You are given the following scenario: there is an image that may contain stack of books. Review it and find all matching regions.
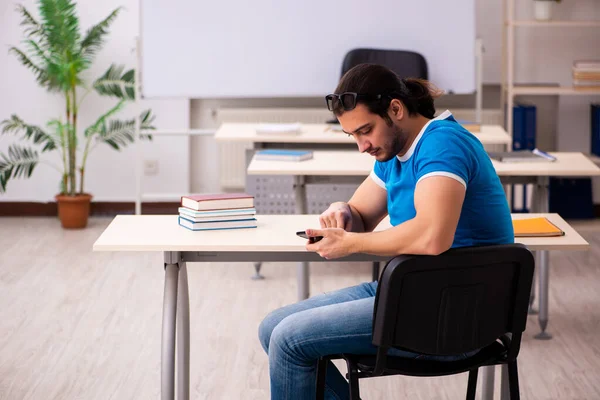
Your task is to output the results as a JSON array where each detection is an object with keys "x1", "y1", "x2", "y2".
[
  {"x1": 572, "y1": 60, "x2": 600, "y2": 89},
  {"x1": 178, "y1": 193, "x2": 257, "y2": 231}
]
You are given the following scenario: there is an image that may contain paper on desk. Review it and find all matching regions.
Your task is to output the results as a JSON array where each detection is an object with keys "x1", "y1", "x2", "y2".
[{"x1": 256, "y1": 122, "x2": 302, "y2": 135}]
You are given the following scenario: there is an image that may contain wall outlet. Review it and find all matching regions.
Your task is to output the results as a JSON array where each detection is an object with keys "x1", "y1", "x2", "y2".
[{"x1": 144, "y1": 159, "x2": 159, "y2": 176}]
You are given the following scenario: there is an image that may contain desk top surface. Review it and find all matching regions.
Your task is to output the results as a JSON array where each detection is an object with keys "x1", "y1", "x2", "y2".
[
  {"x1": 247, "y1": 151, "x2": 600, "y2": 177},
  {"x1": 93, "y1": 213, "x2": 588, "y2": 252},
  {"x1": 215, "y1": 123, "x2": 511, "y2": 145}
]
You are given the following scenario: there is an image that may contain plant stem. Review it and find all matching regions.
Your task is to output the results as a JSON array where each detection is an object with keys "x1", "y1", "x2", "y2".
[
  {"x1": 70, "y1": 87, "x2": 77, "y2": 195},
  {"x1": 65, "y1": 90, "x2": 72, "y2": 194}
]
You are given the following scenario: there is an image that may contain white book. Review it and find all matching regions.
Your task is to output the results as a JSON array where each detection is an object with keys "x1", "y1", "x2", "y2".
[
  {"x1": 178, "y1": 213, "x2": 255, "y2": 223},
  {"x1": 178, "y1": 207, "x2": 256, "y2": 218},
  {"x1": 255, "y1": 123, "x2": 302, "y2": 135},
  {"x1": 178, "y1": 216, "x2": 258, "y2": 231}
]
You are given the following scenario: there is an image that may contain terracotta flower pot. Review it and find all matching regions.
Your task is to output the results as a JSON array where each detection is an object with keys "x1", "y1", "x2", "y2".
[{"x1": 55, "y1": 193, "x2": 93, "y2": 229}]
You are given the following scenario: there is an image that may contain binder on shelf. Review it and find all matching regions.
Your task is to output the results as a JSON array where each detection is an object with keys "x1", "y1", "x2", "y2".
[
  {"x1": 510, "y1": 104, "x2": 537, "y2": 213},
  {"x1": 523, "y1": 104, "x2": 537, "y2": 150},
  {"x1": 512, "y1": 104, "x2": 526, "y2": 150},
  {"x1": 592, "y1": 103, "x2": 600, "y2": 157}
]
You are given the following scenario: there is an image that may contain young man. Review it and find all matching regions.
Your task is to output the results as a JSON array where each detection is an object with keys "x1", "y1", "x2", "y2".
[{"x1": 258, "y1": 63, "x2": 514, "y2": 400}]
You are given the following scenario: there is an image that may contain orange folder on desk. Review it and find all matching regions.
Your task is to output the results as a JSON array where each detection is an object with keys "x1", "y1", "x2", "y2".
[{"x1": 512, "y1": 217, "x2": 565, "y2": 237}]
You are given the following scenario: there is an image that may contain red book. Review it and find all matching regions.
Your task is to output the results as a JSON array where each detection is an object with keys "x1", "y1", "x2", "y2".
[{"x1": 181, "y1": 193, "x2": 254, "y2": 211}]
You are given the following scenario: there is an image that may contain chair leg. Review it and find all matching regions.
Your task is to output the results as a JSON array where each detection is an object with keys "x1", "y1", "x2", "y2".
[
  {"x1": 507, "y1": 361, "x2": 520, "y2": 400},
  {"x1": 345, "y1": 358, "x2": 361, "y2": 400},
  {"x1": 316, "y1": 358, "x2": 328, "y2": 400},
  {"x1": 466, "y1": 368, "x2": 478, "y2": 400}
]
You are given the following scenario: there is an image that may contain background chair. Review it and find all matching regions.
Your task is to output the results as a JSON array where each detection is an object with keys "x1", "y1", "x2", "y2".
[
  {"x1": 340, "y1": 48, "x2": 428, "y2": 80},
  {"x1": 316, "y1": 244, "x2": 535, "y2": 400}
]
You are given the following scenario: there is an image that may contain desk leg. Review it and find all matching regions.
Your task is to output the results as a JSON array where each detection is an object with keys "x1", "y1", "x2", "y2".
[
  {"x1": 535, "y1": 251, "x2": 552, "y2": 340},
  {"x1": 294, "y1": 176, "x2": 310, "y2": 300},
  {"x1": 371, "y1": 262, "x2": 380, "y2": 282},
  {"x1": 529, "y1": 256, "x2": 538, "y2": 315},
  {"x1": 528, "y1": 187, "x2": 538, "y2": 315},
  {"x1": 162, "y1": 261, "x2": 179, "y2": 400},
  {"x1": 534, "y1": 177, "x2": 552, "y2": 340},
  {"x1": 500, "y1": 364, "x2": 510, "y2": 400},
  {"x1": 481, "y1": 366, "x2": 495, "y2": 400},
  {"x1": 298, "y1": 261, "x2": 310, "y2": 301},
  {"x1": 177, "y1": 262, "x2": 190, "y2": 400},
  {"x1": 247, "y1": 147, "x2": 265, "y2": 280}
]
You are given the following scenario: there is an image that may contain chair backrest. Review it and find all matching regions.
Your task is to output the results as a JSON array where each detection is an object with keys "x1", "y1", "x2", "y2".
[
  {"x1": 341, "y1": 48, "x2": 428, "y2": 80},
  {"x1": 372, "y1": 244, "x2": 534, "y2": 357}
]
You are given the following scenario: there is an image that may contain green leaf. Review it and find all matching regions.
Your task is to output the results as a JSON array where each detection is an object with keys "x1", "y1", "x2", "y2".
[
  {"x1": 84, "y1": 100, "x2": 125, "y2": 138},
  {"x1": 0, "y1": 144, "x2": 39, "y2": 193},
  {"x1": 80, "y1": 7, "x2": 121, "y2": 62},
  {"x1": 1, "y1": 115, "x2": 57, "y2": 152},
  {"x1": 46, "y1": 119, "x2": 69, "y2": 149},
  {"x1": 97, "y1": 109, "x2": 156, "y2": 149},
  {"x1": 94, "y1": 64, "x2": 135, "y2": 100},
  {"x1": 38, "y1": 0, "x2": 81, "y2": 58},
  {"x1": 16, "y1": 4, "x2": 45, "y2": 39},
  {"x1": 8, "y1": 47, "x2": 52, "y2": 88},
  {"x1": 37, "y1": 0, "x2": 87, "y2": 91}
]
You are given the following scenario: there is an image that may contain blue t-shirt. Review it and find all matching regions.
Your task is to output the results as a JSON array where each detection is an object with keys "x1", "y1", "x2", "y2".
[{"x1": 370, "y1": 110, "x2": 514, "y2": 248}]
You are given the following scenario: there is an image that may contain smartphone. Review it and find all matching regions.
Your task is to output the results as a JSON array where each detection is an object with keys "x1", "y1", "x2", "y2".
[{"x1": 296, "y1": 231, "x2": 324, "y2": 243}]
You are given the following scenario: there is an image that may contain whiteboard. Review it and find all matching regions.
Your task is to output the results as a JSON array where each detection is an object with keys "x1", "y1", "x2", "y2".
[{"x1": 141, "y1": 0, "x2": 475, "y2": 98}]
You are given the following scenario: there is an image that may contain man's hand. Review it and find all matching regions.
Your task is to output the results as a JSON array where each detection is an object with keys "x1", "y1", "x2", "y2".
[
  {"x1": 319, "y1": 202, "x2": 353, "y2": 230},
  {"x1": 304, "y1": 228, "x2": 356, "y2": 259}
]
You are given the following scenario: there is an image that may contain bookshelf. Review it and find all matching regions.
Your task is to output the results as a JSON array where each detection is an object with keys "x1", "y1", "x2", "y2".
[
  {"x1": 501, "y1": 0, "x2": 600, "y2": 138},
  {"x1": 510, "y1": 86, "x2": 600, "y2": 96},
  {"x1": 511, "y1": 20, "x2": 600, "y2": 27}
]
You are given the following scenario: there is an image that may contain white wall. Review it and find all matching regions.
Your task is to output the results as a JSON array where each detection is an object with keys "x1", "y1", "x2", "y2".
[
  {"x1": 2, "y1": 0, "x2": 600, "y2": 202},
  {"x1": 0, "y1": 0, "x2": 190, "y2": 202}
]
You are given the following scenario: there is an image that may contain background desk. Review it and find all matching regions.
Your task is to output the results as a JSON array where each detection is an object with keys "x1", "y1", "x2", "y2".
[
  {"x1": 247, "y1": 151, "x2": 600, "y2": 339},
  {"x1": 94, "y1": 214, "x2": 588, "y2": 400},
  {"x1": 215, "y1": 122, "x2": 512, "y2": 148}
]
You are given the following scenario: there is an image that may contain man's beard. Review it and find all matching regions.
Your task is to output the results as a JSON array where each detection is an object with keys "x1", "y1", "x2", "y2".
[{"x1": 379, "y1": 124, "x2": 409, "y2": 162}]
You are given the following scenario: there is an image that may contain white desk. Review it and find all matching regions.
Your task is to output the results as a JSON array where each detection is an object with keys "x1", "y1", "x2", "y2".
[
  {"x1": 247, "y1": 150, "x2": 600, "y2": 177},
  {"x1": 247, "y1": 150, "x2": 600, "y2": 340},
  {"x1": 93, "y1": 213, "x2": 588, "y2": 400},
  {"x1": 215, "y1": 122, "x2": 512, "y2": 147}
]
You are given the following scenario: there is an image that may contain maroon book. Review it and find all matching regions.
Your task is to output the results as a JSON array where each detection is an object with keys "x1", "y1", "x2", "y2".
[{"x1": 180, "y1": 193, "x2": 254, "y2": 211}]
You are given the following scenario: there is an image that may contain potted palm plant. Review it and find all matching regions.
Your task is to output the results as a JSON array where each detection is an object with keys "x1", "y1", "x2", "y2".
[{"x1": 0, "y1": 0, "x2": 154, "y2": 228}]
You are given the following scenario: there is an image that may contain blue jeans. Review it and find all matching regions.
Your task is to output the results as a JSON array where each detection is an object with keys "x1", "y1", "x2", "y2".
[{"x1": 258, "y1": 281, "x2": 475, "y2": 400}]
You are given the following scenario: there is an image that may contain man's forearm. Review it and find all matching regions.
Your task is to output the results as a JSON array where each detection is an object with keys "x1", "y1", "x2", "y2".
[
  {"x1": 346, "y1": 203, "x2": 366, "y2": 233},
  {"x1": 348, "y1": 217, "x2": 452, "y2": 257}
]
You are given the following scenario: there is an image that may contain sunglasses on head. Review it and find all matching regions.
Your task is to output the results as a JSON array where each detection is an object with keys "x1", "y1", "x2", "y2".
[{"x1": 325, "y1": 92, "x2": 384, "y2": 112}]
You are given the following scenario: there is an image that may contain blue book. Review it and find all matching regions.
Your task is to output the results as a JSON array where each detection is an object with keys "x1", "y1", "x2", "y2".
[{"x1": 254, "y1": 149, "x2": 313, "y2": 162}]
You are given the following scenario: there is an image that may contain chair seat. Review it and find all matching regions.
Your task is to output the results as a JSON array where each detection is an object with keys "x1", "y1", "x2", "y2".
[{"x1": 346, "y1": 341, "x2": 507, "y2": 378}]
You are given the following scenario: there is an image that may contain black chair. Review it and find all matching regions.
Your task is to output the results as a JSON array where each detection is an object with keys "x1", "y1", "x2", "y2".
[
  {"x1": 341, "y1": 48, "x2": 428, "y2": 80},
  {"x1": 316, "y1": 244, "x2": 535, "y2": 400}
]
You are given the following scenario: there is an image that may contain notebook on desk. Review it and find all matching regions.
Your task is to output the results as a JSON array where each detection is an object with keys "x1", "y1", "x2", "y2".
[
  {"x1": 255, "y1": 123, "x2": 301, "y2": 135},
  {"x1": 513, "y1": 217, "x2": 565, "y2": 237},
  {"x1": 488, "y1": 149, "x2": 556, "y2": 163}
]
